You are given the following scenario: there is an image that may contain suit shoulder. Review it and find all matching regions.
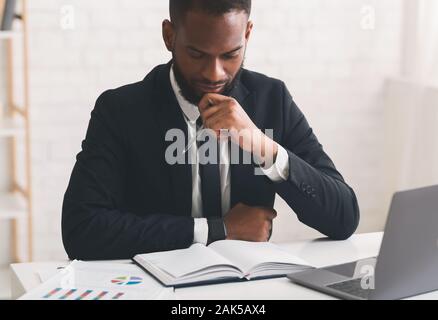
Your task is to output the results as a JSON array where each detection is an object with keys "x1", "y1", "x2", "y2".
[
  {"x1": 240, "y1": 69, "x2": 286, "y2": 93},
  {"x1": 96, "y1": 63, "x2": 164, "y2": 105}
]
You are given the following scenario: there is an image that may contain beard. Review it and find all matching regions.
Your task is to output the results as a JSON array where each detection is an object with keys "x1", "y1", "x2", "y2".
[{"x1": 172, "y1": 54, "x2": 244, "y2": 105}]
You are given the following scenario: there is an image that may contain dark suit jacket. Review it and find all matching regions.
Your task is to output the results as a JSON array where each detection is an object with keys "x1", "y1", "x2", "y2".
[{"x1": 62, "y1": 61, "x2": 360, "y2": 260}]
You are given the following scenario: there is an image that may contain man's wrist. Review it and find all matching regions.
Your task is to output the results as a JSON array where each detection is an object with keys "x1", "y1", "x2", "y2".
[
  {"x1": 207, "y1": 218, "x2": 227, "y2": 245},
  {"x1": 251, "y1": 130, "x2": 278, "y2": 168},
  {"x1": 259, "y1": 144, "x2": 290, "y2": 182}
]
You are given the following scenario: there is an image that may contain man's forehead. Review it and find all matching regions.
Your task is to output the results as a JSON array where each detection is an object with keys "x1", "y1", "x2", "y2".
[{"x1": 177, "y1": 11, "x2": 248, "y2": 54}]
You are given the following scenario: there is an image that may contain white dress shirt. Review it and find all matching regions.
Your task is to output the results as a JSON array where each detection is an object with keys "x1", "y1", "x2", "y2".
[{"x1": 169, "y1": 65, "x2": 290, "y2": 245}]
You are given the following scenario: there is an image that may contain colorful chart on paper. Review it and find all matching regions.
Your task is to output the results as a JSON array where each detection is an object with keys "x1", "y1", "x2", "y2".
[
  {"x1": 42, "y1": 288, "x2": 124, "y2": 300},
  {"x1": 111, "y1": 276, "x2": 143, "y2": 286}
]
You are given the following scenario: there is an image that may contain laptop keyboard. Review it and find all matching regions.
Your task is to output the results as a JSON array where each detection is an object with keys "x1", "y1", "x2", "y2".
[{"x1": 326, "y1": 278, "x2": 371, "y2": 299}]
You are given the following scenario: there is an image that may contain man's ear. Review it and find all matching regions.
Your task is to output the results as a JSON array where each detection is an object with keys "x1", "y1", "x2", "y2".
[
  {"x1": 245, "y1": 21, "x2": 253, "y2": 42},
  {"x1": 162, "y1": 19, "x2": 175, "y2": 52}
]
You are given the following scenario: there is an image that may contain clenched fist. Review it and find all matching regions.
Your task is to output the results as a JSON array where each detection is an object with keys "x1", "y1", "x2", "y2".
[{"x1": 224, "y1": 203, "x2": 277, "y2": 242}]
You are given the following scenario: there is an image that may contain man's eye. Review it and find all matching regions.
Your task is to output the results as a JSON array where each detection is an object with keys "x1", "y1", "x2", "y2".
[
  {"x1": 223, "y1": 54, "x2": 239, "y2": 60},
  {"x1": 189, "y1": 51, "x2": 203, "y2": 59}
]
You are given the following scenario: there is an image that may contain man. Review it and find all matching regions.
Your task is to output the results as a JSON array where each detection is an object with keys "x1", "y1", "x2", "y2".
[{"x1": 62, "y1": 0, "x2": 360, "y2": 260}]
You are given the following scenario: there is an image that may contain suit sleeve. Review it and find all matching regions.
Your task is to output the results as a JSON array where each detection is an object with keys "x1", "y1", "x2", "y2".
[
  {"x1": 273, "y1": 82, "x2": 360, "y2": 240},
  {"x1": 61, "y1": 91, "x2": 194, "y2": 260}
]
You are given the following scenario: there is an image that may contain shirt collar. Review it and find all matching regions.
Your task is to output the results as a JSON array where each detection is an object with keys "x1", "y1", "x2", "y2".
[{"x1": 169, "y1": 64, "x2": 200, "y2": 123}]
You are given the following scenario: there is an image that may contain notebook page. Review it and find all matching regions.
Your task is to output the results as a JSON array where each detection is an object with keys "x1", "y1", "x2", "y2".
[
  {"x1": 135, "y1": 243, "x2": 238, "y2": 278},
  {"x1": 209, "y1": 240, "x2": 312, "y2": 275}
]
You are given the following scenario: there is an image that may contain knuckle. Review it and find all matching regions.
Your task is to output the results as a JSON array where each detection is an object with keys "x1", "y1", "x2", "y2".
[
  {"x1": 269, "y1": 209, "x2": 277, "y2": 217},
  {"x1": 228, "y1": 99, "x2": 237, "y2": 109}
]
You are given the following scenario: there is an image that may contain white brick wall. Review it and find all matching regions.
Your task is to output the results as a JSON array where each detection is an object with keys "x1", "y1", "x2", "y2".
[{"x1": 0, "y1": 0, "x2": 403, "y2": 263}]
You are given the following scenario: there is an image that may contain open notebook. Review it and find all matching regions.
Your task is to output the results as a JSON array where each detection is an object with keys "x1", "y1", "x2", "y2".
[{"x1": 132, "y1": 240, "x2": 314, "y2": 287}]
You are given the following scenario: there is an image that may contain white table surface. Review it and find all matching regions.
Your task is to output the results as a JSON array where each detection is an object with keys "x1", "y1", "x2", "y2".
[{"x1": 9, "y1": 232, "x2": 438, "y2": 300}]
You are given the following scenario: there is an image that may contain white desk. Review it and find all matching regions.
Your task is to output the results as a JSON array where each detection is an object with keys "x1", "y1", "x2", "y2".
[{"x1": 9, "y1": 232, "x2": 438, "y2": 300}]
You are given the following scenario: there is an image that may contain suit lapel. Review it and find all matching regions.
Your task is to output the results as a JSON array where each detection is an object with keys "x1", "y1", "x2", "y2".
[
  {"x1": 228, "y1": 78, "x2": 256, "y2": 209},
  {"x1": 155, "y1": 61, "x2": 193, "y2": 217}
]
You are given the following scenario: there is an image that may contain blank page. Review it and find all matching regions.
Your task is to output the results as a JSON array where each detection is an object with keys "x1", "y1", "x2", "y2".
[
  {"x1": 209, "y1": 240, "x2": 312, "y2": 275},
  {"x1": 135, "y1": 243, "x2": 237, "y2": 278}
]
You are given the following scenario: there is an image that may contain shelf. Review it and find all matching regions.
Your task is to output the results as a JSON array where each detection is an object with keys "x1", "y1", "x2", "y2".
[
  {"x1": 0, "y1": 31, "x2": 21, "y2": 40},
  {"x1": 2, "y1": 0, "x2": 33, "y2": 261},
  {"x1": 0, "y1": 117, "x2": 25, "y2": 138},
  {"x1": 0, "y1": 192, "x2": 27, "y2": 220}
]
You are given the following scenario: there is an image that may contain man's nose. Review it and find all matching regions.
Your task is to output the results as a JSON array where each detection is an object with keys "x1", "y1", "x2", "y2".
[{"x1": 201, "y1": 58, "x2": 226, "y2": 84}]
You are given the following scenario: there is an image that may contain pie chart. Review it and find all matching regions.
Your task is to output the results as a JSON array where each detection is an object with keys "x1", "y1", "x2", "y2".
[{"x1": 111, "y1": 276, "x2": 143, "y2": 286}]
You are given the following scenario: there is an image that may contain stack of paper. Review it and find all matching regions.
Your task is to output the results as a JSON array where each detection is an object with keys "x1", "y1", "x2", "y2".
[{"x1": 19, "y1": 260, "x2": 174, "y2": 300}]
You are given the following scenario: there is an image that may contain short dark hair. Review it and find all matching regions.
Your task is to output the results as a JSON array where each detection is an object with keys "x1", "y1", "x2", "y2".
[{"x1": 169, "y1": 0, "x2": 252, "y2": 24}]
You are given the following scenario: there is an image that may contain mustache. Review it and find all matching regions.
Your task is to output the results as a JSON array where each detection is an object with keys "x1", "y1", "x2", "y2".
[{"x1": 194, "y1": 81, "x2": 229, "y2": 87}]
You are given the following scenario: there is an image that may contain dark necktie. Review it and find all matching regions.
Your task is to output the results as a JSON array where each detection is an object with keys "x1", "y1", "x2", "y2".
[{"x1": 196, "y1": 117, "x2": 222, "y2": 218}]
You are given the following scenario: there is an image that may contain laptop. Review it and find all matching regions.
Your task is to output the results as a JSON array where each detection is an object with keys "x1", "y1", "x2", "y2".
[{"x1": 287, "y1": 184, "x2": 438, "y2": 300}]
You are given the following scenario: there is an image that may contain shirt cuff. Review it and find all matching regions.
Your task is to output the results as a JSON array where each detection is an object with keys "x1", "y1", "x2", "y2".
[
  {"x1": 193, "y1": 218, "x2": 208, "y2": 245},
  {"x1": 260, "y1": 144, "x2": 290, "y2": 182}
]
